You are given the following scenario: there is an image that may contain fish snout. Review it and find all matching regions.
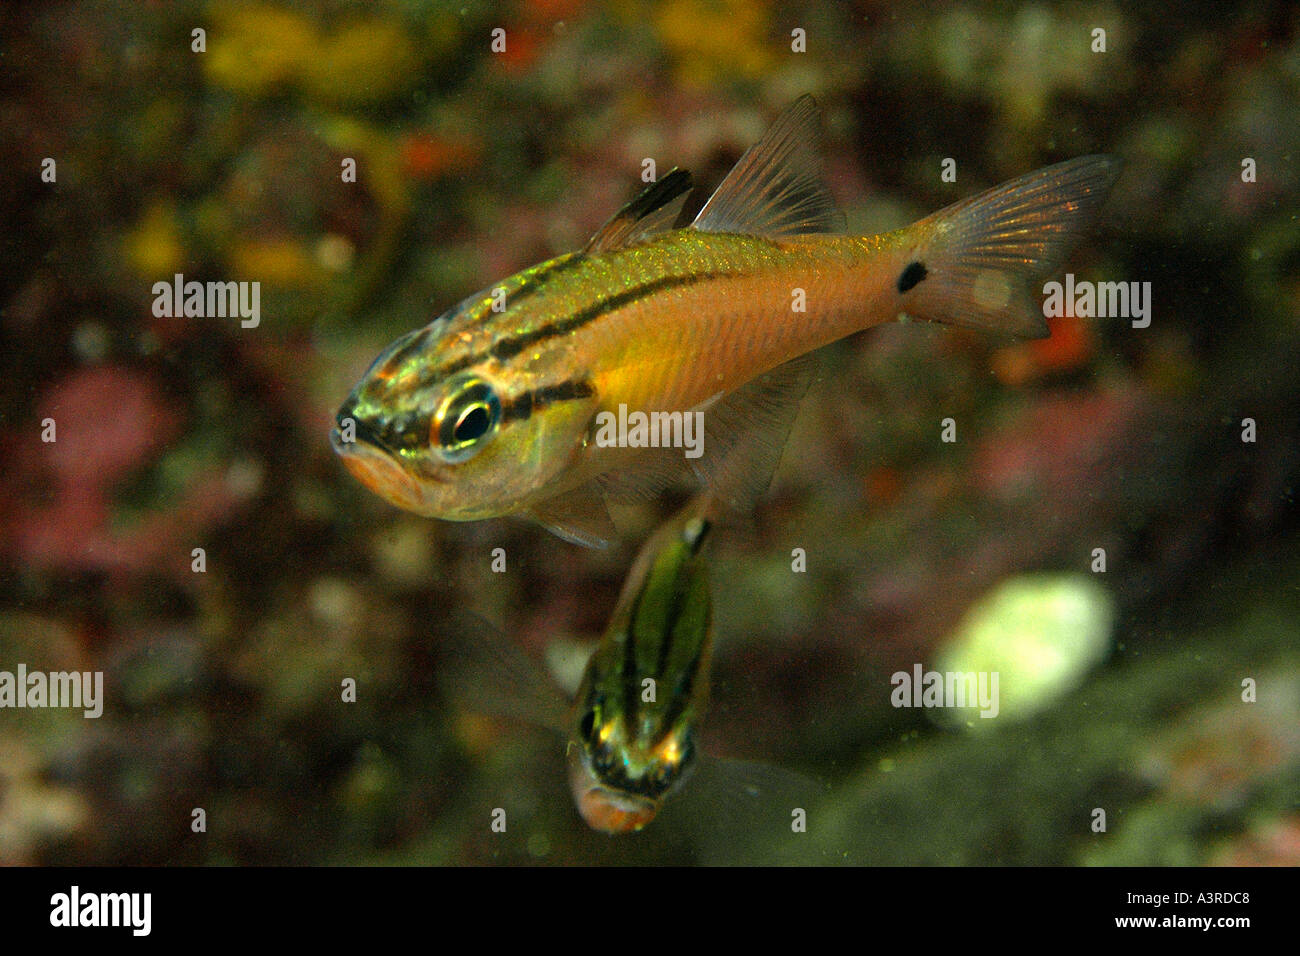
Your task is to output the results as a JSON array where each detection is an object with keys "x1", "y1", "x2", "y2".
[
  {"x1": 332, "y1": 399, "x2": 384, "y2": 456},
  {"x1": 568, "y1": 750, "x2": 659, "y2": 834},
  {"x1": 574, "y1": 785, "x2": 660, "y2": 835},
  {"x1": 329, "y1": 407, "x2": 446, "y2": 513}
]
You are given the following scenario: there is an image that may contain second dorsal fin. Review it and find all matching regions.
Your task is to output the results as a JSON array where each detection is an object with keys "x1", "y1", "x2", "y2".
[
  {"x1": 692, "y1": 95, "x2": 844, "y2": 238},
  {"x1": 586, "y1": 167, "x2": 695, "y2": 254}
]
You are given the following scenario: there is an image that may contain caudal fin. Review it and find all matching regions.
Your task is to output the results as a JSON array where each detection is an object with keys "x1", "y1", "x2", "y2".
[{"x1": 900, "y1": 155, "x2": 1121, "y2": 338}]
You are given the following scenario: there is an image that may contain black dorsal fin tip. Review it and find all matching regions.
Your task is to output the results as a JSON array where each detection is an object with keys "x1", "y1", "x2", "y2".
[
  {"x1": 586, "y1": 168, "x2": 695, "y2": 254},
  {"x1": 682, "y1": 515, "x2": 712, "y2": 554},
  {"x1": 624, "y1": 168, "x2": 693, "y2": 221}
]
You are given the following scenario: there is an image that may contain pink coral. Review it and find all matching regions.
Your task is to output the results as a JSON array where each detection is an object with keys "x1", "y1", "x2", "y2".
[{"x1": 2, "y1": 365, "x2": 242, "y2": 580}]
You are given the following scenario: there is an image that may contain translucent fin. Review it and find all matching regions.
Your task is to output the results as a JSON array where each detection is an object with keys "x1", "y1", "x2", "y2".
[
  {"x1": 692, "y1": 95, "x2": 845, "y2": 238},
  {"x1": 663, "y1": 754, "x2": 833, "y2": 864},
  {"x1": 436, "y1": 615, "x2": 571, "y2": 735},
  {"x1": 902, "y1": 155, "x2": 1122, "y2": 338},
  {"x1": 586, "y1": 168, "x2": 694, "y2": 254},
  {"x1": 524, "y1": 483, "x2": 618, "y2": 549},
  {"x1": 689, "y1": 353, "x2": 817, "y2": 511},
  {"x1": 595, "y1": 447, "x2": 694, "y2": 503}
]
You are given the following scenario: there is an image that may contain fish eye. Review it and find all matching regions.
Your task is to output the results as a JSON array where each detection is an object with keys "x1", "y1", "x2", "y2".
[
  {"x1": 432, "y1": 376, "x2": 501, "y2": 463},
  {"x1": 579, "y1": 709, "x2": 598, "y2": 741}
]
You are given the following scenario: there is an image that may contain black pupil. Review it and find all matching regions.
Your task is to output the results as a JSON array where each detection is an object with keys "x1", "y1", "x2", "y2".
[
  {"x1": 453, "y1": 404, "x2": 490, "y2": 444},
  {"x1": 579, "y1": 710, "x2": 597, "y2": 740}
]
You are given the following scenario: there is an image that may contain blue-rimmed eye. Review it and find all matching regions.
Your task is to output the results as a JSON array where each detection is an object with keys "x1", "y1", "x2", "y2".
[{"x1": 433, "y1": 376, "x2": 501, "y2": 463}]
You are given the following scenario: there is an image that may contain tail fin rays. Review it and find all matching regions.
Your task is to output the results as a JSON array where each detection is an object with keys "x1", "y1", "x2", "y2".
[{"x1": 901, "y1": 155, "x2": 1122, "y2": 338}]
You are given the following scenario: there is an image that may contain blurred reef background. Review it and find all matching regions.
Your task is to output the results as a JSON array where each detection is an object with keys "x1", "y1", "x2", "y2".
[{"x1": 1, "y1": 0, "x2": 1297, "y2": 865}]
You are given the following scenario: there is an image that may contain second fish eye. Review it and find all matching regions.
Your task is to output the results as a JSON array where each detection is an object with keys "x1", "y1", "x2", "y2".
[{"x1": 433, "y1": 377, "x2": 501, "y2": 462}]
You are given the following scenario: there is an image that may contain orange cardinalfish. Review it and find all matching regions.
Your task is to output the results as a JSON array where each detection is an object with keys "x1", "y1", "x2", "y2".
[{"x1": 333, "y1": 96, "x2": 1120, "y2": 546}]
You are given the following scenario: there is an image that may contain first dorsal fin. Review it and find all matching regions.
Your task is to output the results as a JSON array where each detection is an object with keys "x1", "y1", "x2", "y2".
[
  {"x1": 692, "y1": 95, "x2": 845, "y2": 238},
  {"x1": 586, "y1": 167, "x2": 694, "y2": 253}
]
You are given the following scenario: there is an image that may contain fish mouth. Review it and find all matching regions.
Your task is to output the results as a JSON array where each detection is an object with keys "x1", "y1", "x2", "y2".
[
  {"x1": 330, "y1": 422, "x2": 440, "y2": 514},
  {"x1": 568, "y1": 753, "x2": 659, "y2": 834},
  {"x1": 328, "y1": 425, "x2": 352, "y2": 456},
  {"x1": 574, "y1": 784, "x2": 660, "y2": 835}
]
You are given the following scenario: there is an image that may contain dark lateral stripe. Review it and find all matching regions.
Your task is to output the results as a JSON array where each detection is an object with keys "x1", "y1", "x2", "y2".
[
  {"x1": 477, "y1": 253, "x2": 588, "y2": 321},
  {"x1": 499, "y1": 390, "x2": 533, "y2": 424},
  {"x1": 535, "y1": 379, "x2": 595, "y2": 404},
  {"x1": 623, "y1": 584, "x2": 647, "y2": 729},
  {"x1": 654, "y1": 522, "x2": 712, "y2": 737},
  {"x1": 434, "y1": 353, "x2": 477, "y2": 380},
  {"x1": 490, "y1": 272, "x2": 714, "y2": 362},
  {"x1": 499, "y1": 378, "x2": 594, "y2": 423},
  {"x1": 416, "y1": 255, "x2": 590, "y2": 384},
  {"x1": 655, "y1": 568, "x2": 688, "y2": 679},
  {"x1": 378, "y1": 326, "x2": 434, "y2": 378},
  {"x1": 655, "y1": 572, "x2": 704, "y2": 741},
  {"x1": 658, "y1": 640, "x2": 704, "y2": 743}
]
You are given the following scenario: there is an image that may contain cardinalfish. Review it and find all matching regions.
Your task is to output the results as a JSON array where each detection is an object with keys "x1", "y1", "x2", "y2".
[
  {"x1": 442, "y1": 500, "x2": 723, "y2": 834},
  {"x1": 334, "y1": 96, "x2": 1120, "y2": 546},
  {"x1": 565, "y1": 501, "x2": 715, "y2": 833}
]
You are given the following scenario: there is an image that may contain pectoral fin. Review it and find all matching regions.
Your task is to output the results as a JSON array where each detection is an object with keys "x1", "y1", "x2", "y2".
[
  {"x1": 661, "y1": 753, "x2": 833, "y2": 864},
  {"x1": 595, "y1": 446, "x2": 694, "y2": 503},
  {"x1": 436, "y1": 614, "x2": 573, "y2": 736},
  {"x1": 524, "y1": 483, "x2": 619, "y2": 549},
  {"x1": 689, "y1": 353, "x2": 818, "y2": 511}
]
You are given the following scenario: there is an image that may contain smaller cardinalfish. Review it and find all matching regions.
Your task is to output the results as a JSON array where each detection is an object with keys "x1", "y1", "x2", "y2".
[
  {"x1": 566, "y1": 500, "x2": 715, "y2": 832},
  {"x1": 335, "y1": 96, "x2": 1119, "y2": 546},
  {"x1": 443, "y1": 499, "x2": 771, "y2": 835}
]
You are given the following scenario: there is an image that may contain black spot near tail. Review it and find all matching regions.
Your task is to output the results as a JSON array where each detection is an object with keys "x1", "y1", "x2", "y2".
[{"x1": 897, "y1": 261, "x2": 927, "y2": 294}]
